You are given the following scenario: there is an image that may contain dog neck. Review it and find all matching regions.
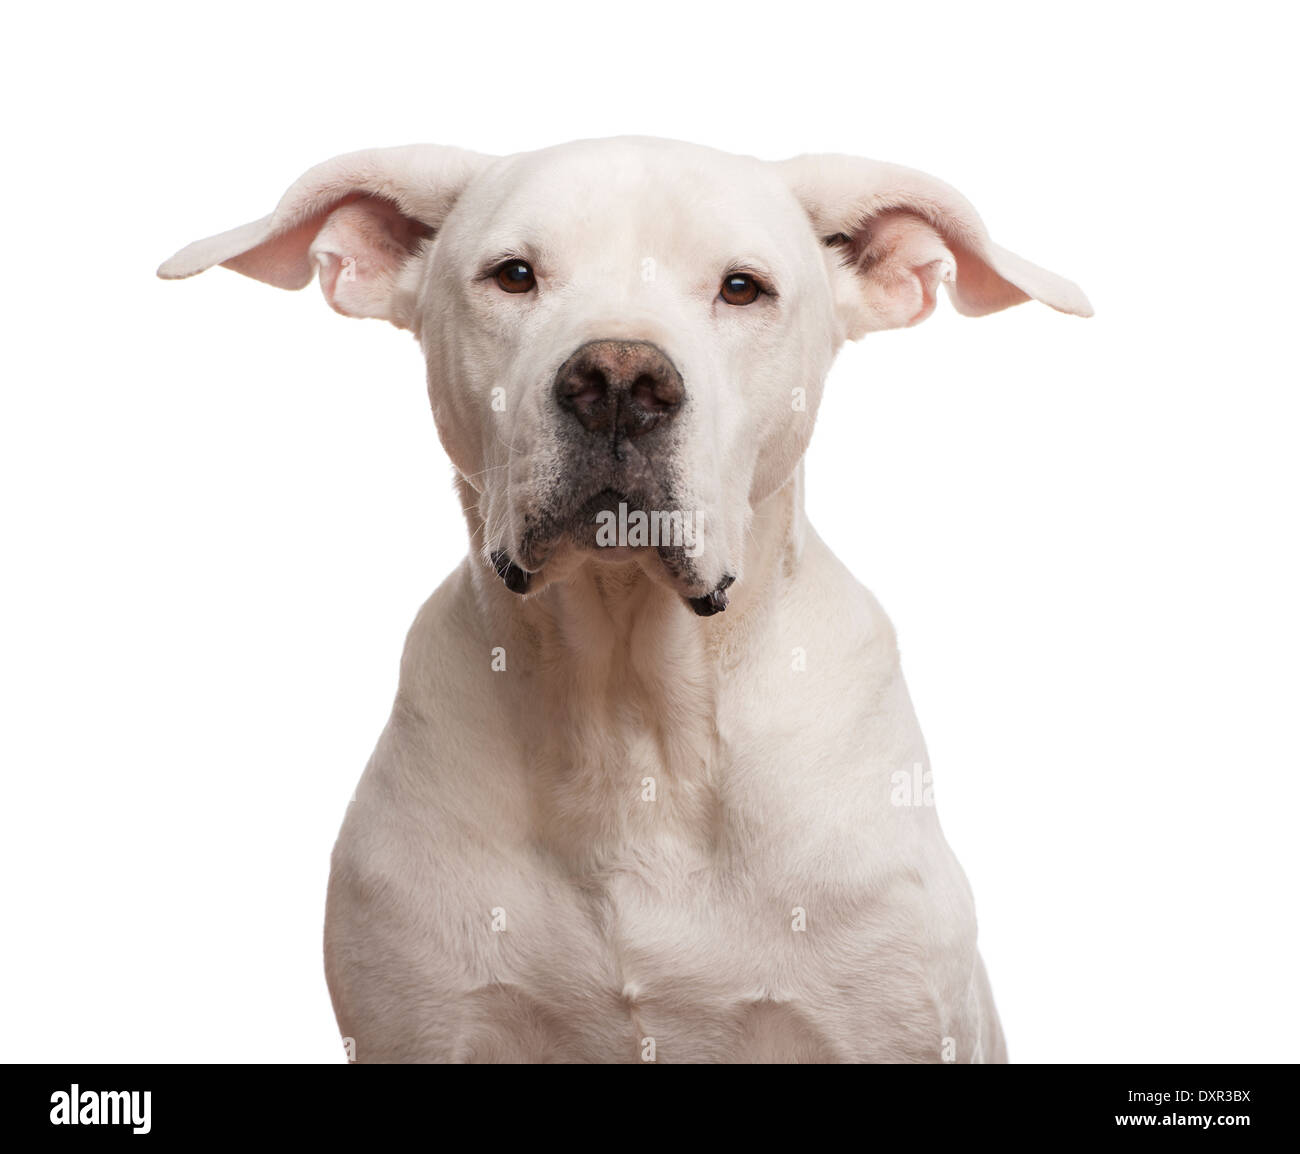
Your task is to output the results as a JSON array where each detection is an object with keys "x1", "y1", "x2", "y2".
[{"x1": 458, "y1": 468, "x2": 807, "y2": 866}]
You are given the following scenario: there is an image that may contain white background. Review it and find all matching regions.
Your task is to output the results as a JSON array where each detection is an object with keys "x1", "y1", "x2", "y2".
[{"x1": 2, "y1": 1, "x2": 1296, "y2": 1063}]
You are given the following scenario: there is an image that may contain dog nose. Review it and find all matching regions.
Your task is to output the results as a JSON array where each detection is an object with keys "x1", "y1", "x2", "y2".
[{"x1": 554, "y1": 340, "x2": 685, "y2": 440}]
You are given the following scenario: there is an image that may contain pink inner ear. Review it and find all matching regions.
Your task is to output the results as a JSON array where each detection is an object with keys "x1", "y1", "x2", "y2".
[
  {"x1": 221, "y1": 212, "x2": 336, "y2": 290},
  {"x1": 947, "y1": 243, "x2": 1031, "y2": 316},
  {"x1": 215, "y1": 194, "x2": 429, "y2": 321},
  {"x1": 777, "y1": 152, "x2": 1092, "y2": 324},
  {"x1": 848, "y1": 212, "x2": 959, "y2": 333},
  {"x1": 308, "y1": 197, "x2": 431, "y2": 320}
]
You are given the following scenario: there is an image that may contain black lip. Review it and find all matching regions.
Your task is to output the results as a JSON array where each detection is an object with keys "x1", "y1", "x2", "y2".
[
  {"x1": 687, "y1": 574, "x2": 734, "y2": 617},
  {"x1": 490, "y1": 550, "x2": 532, "y2": 595}
]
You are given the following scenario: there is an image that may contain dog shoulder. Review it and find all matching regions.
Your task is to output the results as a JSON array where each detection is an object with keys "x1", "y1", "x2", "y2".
[{"x1": 779, "y1": 530, "x2": 903, "y2": 681}]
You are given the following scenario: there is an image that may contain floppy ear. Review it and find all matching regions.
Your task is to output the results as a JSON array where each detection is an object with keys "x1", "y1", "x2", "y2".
[
  {"x1": 157, "y1": 144, "x2": 491, "y2": 329},
  {"x1": 777, "y1": 154, "x2": 1092, "y2": 339}
]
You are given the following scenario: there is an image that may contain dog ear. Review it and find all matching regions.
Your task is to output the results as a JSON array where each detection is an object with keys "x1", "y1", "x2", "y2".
[
  {"x1": 777, "y1": 154, "x2": 1091, "y2": 339},
  {"x1": 157, "y1": 144, "x2": 491, "y2": 329}
]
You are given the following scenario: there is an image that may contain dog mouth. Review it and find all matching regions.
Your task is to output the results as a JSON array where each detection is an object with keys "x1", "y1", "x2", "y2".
[{"x1": 491, "y1": 487, "x2": 735, "y2": 616}]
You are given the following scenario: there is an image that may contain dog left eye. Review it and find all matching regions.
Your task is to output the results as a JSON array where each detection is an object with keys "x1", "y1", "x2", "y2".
[{"x1": 719, "y1": 273, "x2": 762, "y2": 306}]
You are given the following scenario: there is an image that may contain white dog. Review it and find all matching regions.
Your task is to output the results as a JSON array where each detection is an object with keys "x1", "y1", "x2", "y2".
[{"x1": 160, "y1": 137, "x2": 1090, "y2": 1063}]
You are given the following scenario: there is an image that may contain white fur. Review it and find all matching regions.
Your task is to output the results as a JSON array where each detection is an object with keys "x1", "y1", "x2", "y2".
[{"x1": 160, "y1": 137, "x2": 1089, "y2": 1063}]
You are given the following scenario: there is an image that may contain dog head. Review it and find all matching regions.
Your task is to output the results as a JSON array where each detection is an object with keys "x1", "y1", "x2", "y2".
[{"x1": 160, "y1": 137, "x2": 1090, "y2": 614}]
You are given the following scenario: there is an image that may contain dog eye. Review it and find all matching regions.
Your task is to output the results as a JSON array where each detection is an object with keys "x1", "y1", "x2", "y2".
[
  {"x1": 719, "y1": 273, "x2": 762, "y2": 306},
  {"x1": 495, "y1": 259, "x2": 536, "y2": 294}
]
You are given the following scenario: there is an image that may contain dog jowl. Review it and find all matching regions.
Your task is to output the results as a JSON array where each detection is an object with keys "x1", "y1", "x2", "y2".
[{"x1": 160, "y1": 137, "x2": 1089, "y2": 1063}]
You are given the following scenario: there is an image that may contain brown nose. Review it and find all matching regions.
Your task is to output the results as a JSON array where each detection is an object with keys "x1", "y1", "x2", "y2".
[{"x1": 554, "y1": 340, "x2": 685, "y2": 440}]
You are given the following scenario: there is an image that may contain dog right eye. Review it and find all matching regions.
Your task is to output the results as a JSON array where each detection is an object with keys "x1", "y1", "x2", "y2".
[{"x1": 494, "y1": 259, "x2": 536, "y2": 294}]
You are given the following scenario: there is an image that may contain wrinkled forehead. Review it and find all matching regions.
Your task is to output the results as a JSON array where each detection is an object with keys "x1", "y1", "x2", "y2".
[{"x1": 444, "y1": 139, "x2": 810, "y2": 270}]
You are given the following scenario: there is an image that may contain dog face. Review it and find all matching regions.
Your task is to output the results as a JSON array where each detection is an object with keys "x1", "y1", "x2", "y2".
[
  {"x1": 421, "y1": 139, "x2": 842, "y2": 609},
  {"x1": 160, "y1": 137, "x2": 1090, "y2": 612}
]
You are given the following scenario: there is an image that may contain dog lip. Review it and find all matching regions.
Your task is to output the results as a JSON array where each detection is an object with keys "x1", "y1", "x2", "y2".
[
  {"x1": 686, "y1": 573, "x2": 734, "y2": 617},
  {"x1": 490, "y1": 549, "x2": 532, "y2": 595}
]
